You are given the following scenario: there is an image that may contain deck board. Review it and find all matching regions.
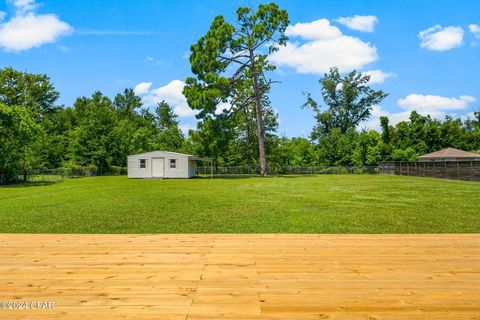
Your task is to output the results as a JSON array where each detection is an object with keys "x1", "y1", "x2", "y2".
[{"x1": 0, "y1": 234, "x2": 479, "y2": 319}]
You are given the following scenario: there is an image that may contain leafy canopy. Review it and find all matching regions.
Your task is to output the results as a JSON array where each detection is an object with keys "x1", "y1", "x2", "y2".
[
  {"x1": 183, "y1": 3, "x2": 289, "y2": 118},
  {"x1": 0, "y1": 67, "x2": 59, "y2": 116},
  {"x1": 305, "y1": 68, "x2": 388, "y2": 137}
]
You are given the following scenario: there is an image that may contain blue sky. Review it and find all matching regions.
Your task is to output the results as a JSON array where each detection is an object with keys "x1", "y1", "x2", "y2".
[{"x1": 1, "y1": 0, "x2": 479, "y2": 136}]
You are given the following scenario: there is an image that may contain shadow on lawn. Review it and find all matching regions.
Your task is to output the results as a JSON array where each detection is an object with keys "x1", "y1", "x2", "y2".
[{"x1": 0, "y1": 181, "x2": 61, "y2": 188}]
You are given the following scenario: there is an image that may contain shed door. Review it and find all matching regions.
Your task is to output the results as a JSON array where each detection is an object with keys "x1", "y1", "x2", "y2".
[{"x1": 151, "y1": 158, "x2": 164, "y2": 177}]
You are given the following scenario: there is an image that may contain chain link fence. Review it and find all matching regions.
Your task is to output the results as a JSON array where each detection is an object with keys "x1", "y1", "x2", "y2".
[
  {"x1": 15, "y1": 167, "x2": 128, "y2": 184},
  {"x1": 9, "y1": 165, "x2": 379, "y2": 184},
  {"x1": 197, "y1": 165, "x2": 379, "y2": 176}
]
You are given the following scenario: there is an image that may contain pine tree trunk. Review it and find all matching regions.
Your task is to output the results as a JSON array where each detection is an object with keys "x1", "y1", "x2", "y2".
[
  {"x1": 254, "y1": 96, "x2": 267, "y2": 176},
  {"x1": 249, "y1": 50, "x2": 267, "y2": 176}
]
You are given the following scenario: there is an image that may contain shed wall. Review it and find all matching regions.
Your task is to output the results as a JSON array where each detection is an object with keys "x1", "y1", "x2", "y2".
[
  {"x1": 188, "y1": 160, "x2": 196, "y2": 178},
  {"x1": 128, "y1": 152, "x2": 194, "y2": 179},
  {"x1": 164, "y1": 155, "x2": 190, "y2": 178},
  {"x1": 127, "y1": 155, "x2": 151, "y2": 178}
]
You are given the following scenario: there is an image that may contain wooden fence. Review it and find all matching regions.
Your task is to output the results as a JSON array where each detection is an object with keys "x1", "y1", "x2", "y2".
[{"x1": 379, "y1": 161, "x2": 480, "y2": 182}]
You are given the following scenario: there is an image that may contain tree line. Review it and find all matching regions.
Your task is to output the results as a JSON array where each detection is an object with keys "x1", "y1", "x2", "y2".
[{"x1": 1, "y1": 3, "x2": 479, "y2": 184}]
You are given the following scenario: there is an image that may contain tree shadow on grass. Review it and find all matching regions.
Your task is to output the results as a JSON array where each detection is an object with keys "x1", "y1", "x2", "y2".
[{"x1": 0, "y1": 181, "x2": 61, "y2": 189}]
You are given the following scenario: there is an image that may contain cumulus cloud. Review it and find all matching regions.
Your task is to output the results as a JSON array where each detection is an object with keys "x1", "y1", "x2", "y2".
[
  {"x1": 469, "y1": 24, "x2": 480, "y2": 38},
  {"x1": 397, "y1": 94, "x2": 475, "y2": 112},
  {"x1": 418, "y1": 25, "x2": 464, "y2": 51},
  {"x1": 335, "y1": 15, "x2": 378, "y2": 32},
  {"x1": 271, "y1": 18, "x2": 378, "y2": 74},
  {"x1": 361, "y1": 94, "x2": 476, "y2": 131},
  {"x1": 0, "y1": 0, "x2": 72, "y2": 52},
  {"x1": 285, "y1": 19, "x2": 342, "y2": 40},
  {"x1": 135, "y1": 80, "x2": 197, "y2": 117},
  {"x1": 364, "y1": 69, "x2": 394, "y2": 84},
  {"x1": 133, "y1": 82, "x2": 152, "y2": 95}
]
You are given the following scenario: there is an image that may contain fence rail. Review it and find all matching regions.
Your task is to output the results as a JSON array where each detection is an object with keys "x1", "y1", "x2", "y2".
[
  {"x1": 197, "y1": 166, "x2": 379, "y2": 175},
  {"x1": 379, "y1": 161, "x2": 480, "y2": 182},
  {"x1": 28, "y1": 168, "x2": 68, "y2": 182},
  {"x1": 7, "y1": 165, "x2": 382, "y2": 184},
  {"x1": 10, "y1": 162, "x2": 480, "y2": 183},
  {"x1": 14, "y1": 167, "x2": 128, "y2": 184}
]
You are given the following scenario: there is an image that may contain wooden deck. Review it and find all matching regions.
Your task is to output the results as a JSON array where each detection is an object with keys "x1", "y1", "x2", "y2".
[{"x1": 0, "y1": 234, "x2": 479, "y2": 319}]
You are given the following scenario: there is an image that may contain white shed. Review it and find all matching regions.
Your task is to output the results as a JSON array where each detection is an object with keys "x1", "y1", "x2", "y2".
[{"x1": 127, "y1": 151, "x2": 201, "y2": 179}]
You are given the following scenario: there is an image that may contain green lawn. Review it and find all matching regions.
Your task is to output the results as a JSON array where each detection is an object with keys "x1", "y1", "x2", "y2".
[{"x1": 0, "y1": 175, "x2": 479, "y2": 233}]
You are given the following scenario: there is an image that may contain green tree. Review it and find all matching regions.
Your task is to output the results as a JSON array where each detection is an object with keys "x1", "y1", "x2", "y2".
[
  {"x1": 0, "y1": 103, "x2": 40, "y2": 184},
  {"x1": 380, "y1": 116, "x2": 391, "y2": 144},
  {"x1": 36, "y1": 107, "x2": 76, "y2": 168},
  {"x1": 113, "y1": 88, "x2": 142, "y2": 117},
  {"x1": 154, "y1": 101, "x2": 185, "y2": 151},
  {"x1": 277, "y1": 137, "x2": 316, "y2": 167},
  {"x1": 305, "y1": 68, "x2": 388, "y2": 137},
  {"x1": 69, "y1": 92, "x2": 118, "y2": 173},
  {"x1": 155, "y1": 101, "x2": 178, "y2": 130},
  {"x1": 189, "y1": 117, "x2": 235, "y2": 165},
  {"x1": 0, "y1": 67, "x2": 59, "y2": 116},
  {"x1": 316, "y1": 128, "x2": 356, "y2": 166},
  {"x1": 465, "y1": 111, "x2": 480, "y2": 151},
  {"x1": 183, "y1": 3, "x2": 289, "y2": 176}
]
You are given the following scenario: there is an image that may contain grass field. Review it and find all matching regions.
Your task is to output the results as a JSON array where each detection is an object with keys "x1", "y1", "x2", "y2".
[{"x1": 0, "y1": 175, "x2": 479, "y2": 233}]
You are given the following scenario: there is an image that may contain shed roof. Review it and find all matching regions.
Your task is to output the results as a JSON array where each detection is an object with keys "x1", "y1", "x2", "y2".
[
  {"x1": 417, "y1": 147, "x2": 480, "y2": 160},
  {"x1": 127, "y1": 151, "x2": 211, "y2": 161}
]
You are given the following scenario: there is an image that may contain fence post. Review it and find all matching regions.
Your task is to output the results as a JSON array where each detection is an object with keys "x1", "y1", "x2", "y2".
[{"x1": 471, "y1": 161, "x2": 474, "y2": 181}]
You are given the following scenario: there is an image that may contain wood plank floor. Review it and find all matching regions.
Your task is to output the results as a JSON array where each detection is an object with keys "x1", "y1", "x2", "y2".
[{"x1": 0, "y1": 234, "x2": 479, "y2": 319}]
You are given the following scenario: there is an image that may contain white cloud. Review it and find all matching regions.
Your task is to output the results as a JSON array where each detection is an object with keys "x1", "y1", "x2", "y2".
[
  {"x1": 361, "y1": 94, "x2": 476, "y2": 131},
  {"x1": 335, "y1": 15, "x2": 378, "y2": 32},
  {"x1": 0, "y1": 0, "x2": 72, "y2": 52},
  {"x1": 361, "y1": 105, "x2": 395, "y2": 131},
  {"x1": 12, "y1": 0, "x2": 37, "y2": 14},
  {"x1": 144, "y1": 56, "x2": 164, "y2": 65},
  {"x1": 418, "y1": 25, "x2": 464, "y2": 51},
  {"x1": 179, "y1": 123, "x2": 195, "y2": 135},
  {"x1": 361, "y1": 105, "x2": 419, "y2": 131},
  {"x1": 0, "y1": 11, "x2": 6, "y2": 22},
  {"x1": 214, "y1": 101, "x2": 232, "y2": 115},
  {"x1": 0, "y1": 13, "x2": 72, "y2": 51},
  {"x1": 364, "y1": 69, "x2": 393, "y2": 84},
  {"x1": 135, "y1": 80, "x2": 198, "y2": 117},
  {"x1": 271, "y1": 18, "x2": 378, "y2": 74},
  {"x1": 469, "y1": 24, "x2": 480, "y2": 38},
  {"x1": 285, "y1": 19, "x2": 342, "y2": 40},
  {"x1": 133, "y1": 82, "x2": 152, "y2": 95},
  {"x1": 397, "y1": 94, "x2": 475, "y2": 112}
]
